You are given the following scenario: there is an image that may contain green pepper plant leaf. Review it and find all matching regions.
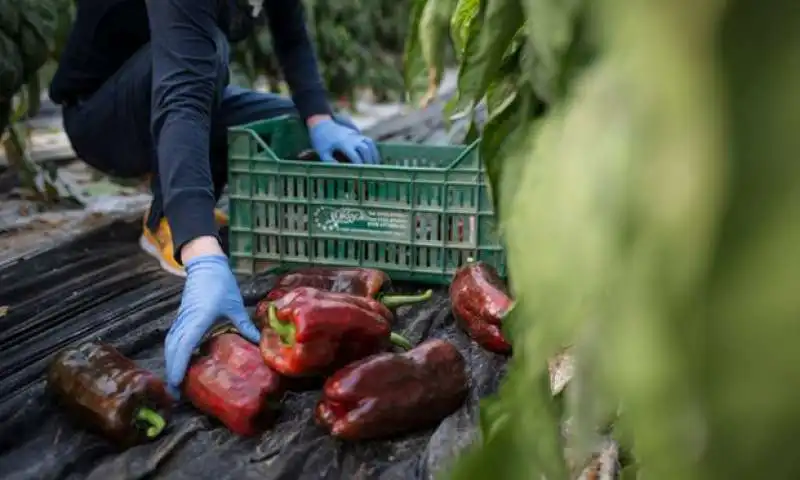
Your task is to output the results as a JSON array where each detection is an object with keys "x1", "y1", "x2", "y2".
[{"x1": 408, "y1": 0, "x2": 800, "y2": 478}]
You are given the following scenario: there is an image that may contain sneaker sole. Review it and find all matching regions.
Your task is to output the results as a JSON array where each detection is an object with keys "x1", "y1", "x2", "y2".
[{"x1": 139, "y1": 235, "x2": 187, "y2": 278}]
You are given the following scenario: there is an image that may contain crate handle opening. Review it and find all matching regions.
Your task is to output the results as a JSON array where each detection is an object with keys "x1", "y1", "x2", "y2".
[
  {"x1": 444, "y1": 139, "x2": 481, "y2": 171},
  {"x1": 230, "y1": 126, "x2": 281, "y2": 162}
]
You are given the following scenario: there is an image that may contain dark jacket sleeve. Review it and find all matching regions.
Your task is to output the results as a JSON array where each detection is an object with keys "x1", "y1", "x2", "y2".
[
  {"x1": 148, "y1": 0, "x2": 223, "y2": 261},
  {"x1": 223, "y1": 0, "x2": 256, "y2": 43},
  {"x1": 263, "y1": 0, "x2": 331, "y2": 120}
]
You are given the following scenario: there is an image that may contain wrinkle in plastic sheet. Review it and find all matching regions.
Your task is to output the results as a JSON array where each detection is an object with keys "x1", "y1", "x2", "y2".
[{"x1": 0, "y1": 220, "x2": 507, "y2": 480}]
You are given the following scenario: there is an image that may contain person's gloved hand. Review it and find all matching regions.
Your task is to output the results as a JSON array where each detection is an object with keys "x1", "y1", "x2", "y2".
[
  {"x1": 309, "y1": 117, "x2": 380, "y2": 165},
  {"x1": 164, "y1": 254, "x2": 260, "y2": 398}
]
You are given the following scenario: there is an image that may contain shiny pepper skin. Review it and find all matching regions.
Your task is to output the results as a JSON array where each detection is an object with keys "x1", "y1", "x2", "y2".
[
  {"x1": 184, "y1": 333, "x2": 286, "y2": 436},
  {"x1": 315, "y1": 339, "x2": 469, "y2": 440},
  {"x1": 47, "y1": 342, "x2": 172, "y2": 446},
  {"x1": 449, "y1": 259, "x2": 513, "y2": 354},
  {"x1": 256, "y1": 268, "x2": 434, "y2": 321},
  {"x1": 256, "y1": 268, "x2": 390, "y2": 317},
  {"x1": 259, "y1": 287, "x2": 409, "y2": 377}
]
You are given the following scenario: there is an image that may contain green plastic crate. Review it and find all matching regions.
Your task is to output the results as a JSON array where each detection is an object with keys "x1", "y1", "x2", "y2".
[{"x1": 227, "y1": 114, "x2": 506, "y2": 285}]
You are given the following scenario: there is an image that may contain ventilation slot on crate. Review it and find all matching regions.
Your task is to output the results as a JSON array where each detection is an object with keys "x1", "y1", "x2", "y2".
[{"x1": 227, "y1": 115, "x2": 506, "y2": 283}]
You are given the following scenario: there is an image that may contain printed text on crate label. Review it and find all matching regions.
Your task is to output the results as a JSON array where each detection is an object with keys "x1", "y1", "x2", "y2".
[{"x1": 313, "y1": 207, "x2": 408, "y2": 238}]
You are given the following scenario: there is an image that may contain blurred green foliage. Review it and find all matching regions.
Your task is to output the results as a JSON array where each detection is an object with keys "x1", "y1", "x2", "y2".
[
  {"x1": 231, "y1": 0, "x2": 413, "y2": 104},
  {"x1": 3, "y1": 0, "x2": 412, "y2": 201},
  {"x1": 407, "y1": 0, "x2": 800, "y2": 478},
  {"x1": 0, "y1": 0, "x2": 58, "y2": 133},
  {"x1": 0, "y1": 0, "x2": 78, "y2": 203},
  {"x1": 5, "y1": 0, "x2": 413, "y2": 132}
]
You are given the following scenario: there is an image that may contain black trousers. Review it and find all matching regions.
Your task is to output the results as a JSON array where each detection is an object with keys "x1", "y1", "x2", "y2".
[{"x1": 61, "y1": 29, "x2": 297, "y2": 230}]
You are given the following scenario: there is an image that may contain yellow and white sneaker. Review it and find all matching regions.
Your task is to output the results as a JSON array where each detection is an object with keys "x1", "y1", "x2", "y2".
[
  {"x1": 214, "y1": 209, "x2": 229, "y2": 227},
  {"x1": 139, "y1": 209, "x2": 229, "y2": 277}
]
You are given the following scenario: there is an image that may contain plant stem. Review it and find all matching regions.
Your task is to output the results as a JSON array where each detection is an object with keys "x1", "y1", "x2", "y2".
[
  {"x1": 268, "y1": 304, "x2": 296, "y2": 345},
  {"x1": 135, "y1": 407, "x2": 165, "y2": 438},
  {"x1": 380, "y1": 289, "x2": 434, "y2": 309},
  {"x1": 389, "y1": 332, "x2": 413, "y2": 350}
]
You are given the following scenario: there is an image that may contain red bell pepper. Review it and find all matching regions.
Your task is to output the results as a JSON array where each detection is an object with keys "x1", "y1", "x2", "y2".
[
  {"x1": 315, "y1": 339, "x2": 469, "y2": 440},
  {"x1": 450, "y1": 258, "x2": 513, "y2": 354},
  {"x1": 259, "y1": 287, "x2": 413, "y2": 377},
  {"x1": 257, "y1": 267, "x2": 432, "y2": 315},
  {"x1": 184, "y1": 332, "x2": 286, "y2": 436}
]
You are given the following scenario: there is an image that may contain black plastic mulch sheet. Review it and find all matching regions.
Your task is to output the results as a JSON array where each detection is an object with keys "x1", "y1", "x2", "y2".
[{"x1": 0, "y1": 219, "x2": 506, "y2": 480}]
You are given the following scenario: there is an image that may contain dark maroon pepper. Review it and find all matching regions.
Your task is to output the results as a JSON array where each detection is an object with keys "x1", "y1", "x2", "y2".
[
  {"x1": 255, "y1": 267, "x2": 432, "y2": 320},
  {"x1": 450, "y1": 258, "x2": 513, "y2": 354},
  {"x1": 315, "y1": 339, "x2": 469, "y2": 440},
  {"x1": 259, "y1": 287, "x2": 412, "y2": 378},
  {"x1": 47, "y1": 342, "x2": 172, "y2": 446}
]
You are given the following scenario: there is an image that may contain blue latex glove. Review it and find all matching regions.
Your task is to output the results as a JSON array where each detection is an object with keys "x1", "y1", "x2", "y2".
[
  {"x1": 164, "y1": 254, "x2": 260, "y2": 397},
  {"x1": 309, "y1": 118, "x2": 380, "y2": 165}
]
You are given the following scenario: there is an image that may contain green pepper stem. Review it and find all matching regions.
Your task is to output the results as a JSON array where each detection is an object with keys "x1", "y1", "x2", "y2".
[
  {"x1": 135, "y1": 407, "x2": 166, "y2": 438},
  {"x1": 268, "y1": 303, "x2": 296, "y2": 345},
  {"x1": 379, "y1": 289, "x2": 433, "y2": 309},
  {"x1": 389, "y1": 332, "x2": 413, "y2": 350}
]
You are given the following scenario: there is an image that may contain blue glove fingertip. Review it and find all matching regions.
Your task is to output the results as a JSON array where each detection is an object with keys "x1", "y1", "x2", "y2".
[
  {"x1": 237, "y1": 320, "x2": 262, "y2": 344},
  {"x1": 354, "y1": 143, "x2": 371, "y2": 165},
  {"x1": 166, "y1": 383, "x2": 181, "y2": 401},
  {"x1": 320, "y1": 152, "x2": 337, "y2": 163},
  {"x1": 366, "y1": 139, "x2": 381, "y2": 164},
  {"x1": 164, "y1": 328, "x2": 181, "y2": 385},
  {"x1": 166, "y1": 315, "x2": 209, "y2": 391},
  {"x1": 165, "y1": 357, "x2": 185, "y2": 392},
  {"x1": 230, "y1": 306, "x2": 261, "y2": 344},
  {"x1": 166, "y1": 343, "x2": 193, "y2": 391},
  {"x1": 343, "y1": 145, "x2": 363, "y2": 165}
]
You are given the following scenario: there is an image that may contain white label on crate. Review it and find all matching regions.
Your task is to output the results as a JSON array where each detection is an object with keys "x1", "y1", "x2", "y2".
[{"x1": 312, "y1": 207, "x2": 409, "y2": 238}]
